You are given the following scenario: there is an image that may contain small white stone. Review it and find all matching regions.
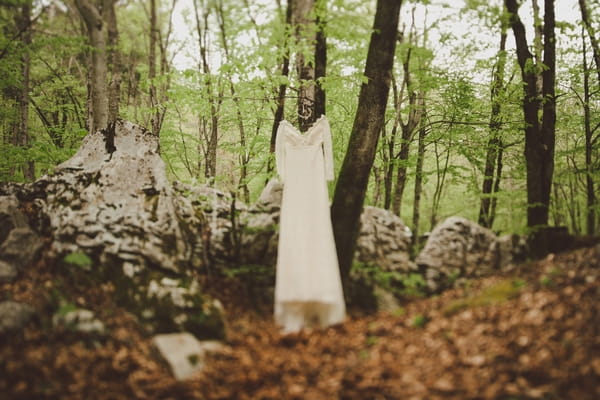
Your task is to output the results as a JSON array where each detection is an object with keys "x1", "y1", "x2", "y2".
[{"x1": 152, "y1": 333, "x2": 223, "y2": 380}]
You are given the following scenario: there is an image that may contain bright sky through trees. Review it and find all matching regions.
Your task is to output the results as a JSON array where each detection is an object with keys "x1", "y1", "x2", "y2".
[{"x1": 168, "y1": 0, "x2": 581, "y2": 73}]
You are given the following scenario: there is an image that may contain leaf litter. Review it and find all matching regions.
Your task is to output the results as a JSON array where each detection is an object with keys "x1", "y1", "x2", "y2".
[{"x1": 1, "y1": 244, "x2": 598, "y2": 399}]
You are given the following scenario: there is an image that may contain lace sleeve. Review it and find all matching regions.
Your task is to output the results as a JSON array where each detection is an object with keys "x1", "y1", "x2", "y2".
[
  {"x1": 275, "y1": 122, "x2": 286, "y2": 180},
  {"x1": 322, "y1": 117, "x2": 334, "y2": 181}
]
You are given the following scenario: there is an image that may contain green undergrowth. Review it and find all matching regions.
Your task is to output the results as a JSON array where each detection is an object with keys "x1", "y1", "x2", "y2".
[{"x1": 443, "y1": 278, "x2": 526, "y2": 316}]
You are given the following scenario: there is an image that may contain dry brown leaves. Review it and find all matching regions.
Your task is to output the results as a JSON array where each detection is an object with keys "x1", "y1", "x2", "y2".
[{"x1": 1, "y1": 245, "x2": 599, "y2": 399}]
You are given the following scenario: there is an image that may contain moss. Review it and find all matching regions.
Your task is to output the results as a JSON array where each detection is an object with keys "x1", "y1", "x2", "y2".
[{"x1": 443, "y1": 279, "x2": 524, "y2": 316}]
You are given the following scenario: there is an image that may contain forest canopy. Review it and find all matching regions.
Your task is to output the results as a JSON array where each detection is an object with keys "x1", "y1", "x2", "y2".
[{"x1": 1, "y1": 0, "x2": 598, "y2": 244}]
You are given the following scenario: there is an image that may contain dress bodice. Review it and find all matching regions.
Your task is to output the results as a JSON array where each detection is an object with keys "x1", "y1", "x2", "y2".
[{"x1": 275, "y1": 115, "x2": 334, "y2": 181}]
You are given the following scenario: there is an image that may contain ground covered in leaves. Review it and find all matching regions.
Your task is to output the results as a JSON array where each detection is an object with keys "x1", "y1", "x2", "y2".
[{"x1": 1, "y1": 244, "x2": 599, "y2": 400}]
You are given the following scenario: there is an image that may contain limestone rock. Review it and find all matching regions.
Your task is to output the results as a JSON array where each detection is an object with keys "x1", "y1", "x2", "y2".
[
  {"x1": 0, "y1": 195, "x2": 28, "y2": 243},
  {"x1": 416, "y1": 216, "x2": 499, "y2": 291},
  {"x1": 175, "y1": 183, "x2": 247, "y2": 268},
  {"x1": 0, "y1": 121, "x2": 225, "y2": 340},
  {"x1": 0, "y1": 301, "x2": 35, "y2": 335},
  {"x1": 0, "y1": 227, "x2": 43, "y2": 271},
  {"x1": 0, "y1": 260, "x2": 17, "y2": 283},
  {"x1": 0, "y1": 195, "x2": 44, "y2": 282},
  {"x1": 46, "y1": 120, "x2": 201, "y2": 273},
  {"x1": 192, "y1": 181, "x2": 416, "y2": 277},
  {"x1": 495, "y1": 233, "x2": 528, "y2": 269},
  {"x1": 256, "y1": 179, "x2": 283, "y2": 212},
  {"x1": 356, "y1": 206, "x2": 416, "y2": 273},
  {"x1": 52, "y1": 308, "x2": 106, "y2": 335},
  {"x1": 152, "y1": 333, "x2": 224, "y2": 380}
]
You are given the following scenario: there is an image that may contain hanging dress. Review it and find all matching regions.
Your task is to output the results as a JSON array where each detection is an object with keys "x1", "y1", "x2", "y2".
[{"x1": 274, "y1": 115, "x2": 346, "y2": 333}]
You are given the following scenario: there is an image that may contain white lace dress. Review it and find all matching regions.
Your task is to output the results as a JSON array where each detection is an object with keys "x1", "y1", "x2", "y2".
[{"x1": 274, "y1": 115, "x2": 346, "y2": 333}]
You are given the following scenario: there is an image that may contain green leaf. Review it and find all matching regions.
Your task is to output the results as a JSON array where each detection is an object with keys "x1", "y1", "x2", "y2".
[{"x1": 63, "y1": 252, "x2": 93, "y2": 270}]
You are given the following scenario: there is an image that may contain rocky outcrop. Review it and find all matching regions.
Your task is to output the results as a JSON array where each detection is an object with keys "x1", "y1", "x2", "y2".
[
  {"x1": 416, "y1": 217, "x2": 527, "y2": 292},
  {"x1": 47, "y1": 120, "x2": 202, "y2": 273},
  {"x1": 194, "y1": 180, "x2": 416, "y2": 275},
  {"x1": 356, "y1": 206, "x2": 416, "y2": 273},
  {"x1": 0, "y1": 195, "x2": 43, "y2": 283},
  {"x1": 52, "y1": 308, "x2": 106, "y2": 336},
  {"x1": 0, "y1": 301, "x2": 35, "y2": 335},
  {"x1": 1, "y1": 121, "x2": 225, "y2": 340}
]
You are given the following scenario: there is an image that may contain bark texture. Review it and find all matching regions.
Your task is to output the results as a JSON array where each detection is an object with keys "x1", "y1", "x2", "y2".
[
  {"x1": 479, "y1": 25, "x2": 508, "y2": 228},
  {"x1": 75, "y1": 0, "x2": 109, "y2": 133},
  {"x1": 292, "y1": 0, "x2": 315, "y2": 131},
  {"x1": 331, "y1": 0, "x2": 403, "y2": 283},
  {"x1": 505, "y1": 0, "x2": 556, "y2": 256}
]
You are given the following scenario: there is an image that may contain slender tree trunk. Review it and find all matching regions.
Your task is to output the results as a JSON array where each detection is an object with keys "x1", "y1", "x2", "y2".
[
  {"x1": 314, "y1": 0, "x2": 326, "y2": 118},
  {"x1": 155, "y1": 0, "x2": 176, "y2": 138},
  {"x1": 539, "y1": 0, "x2": 557, "y2": 223},
  {"x1": 269, "y1": 1, "x2": 292, "y2": 155},
  {"x1": 194, "y1": 0, "x2": 220, "y2": 181},
  {"x1": 216, "y1": 0, "x2": 250, "y2": 202},
  {"x1": 16, "y1": 0, "x2": 34, "y2": 180},
  {"x1": 383, "y1": 72, "x2": 400, "y2": 210},
  {"x1": 149, "y1": 0, "x2": 160, "y2": 135},
  {"x1": 75, "y1": 0, "x2": 109, "y2": 134},
  {"x1": 331, "y1": 0, "x2": 403, "y2": 283},
  {"x1": 578, "y1": 0, "x2": 600, "y2": 85},
  {"x1": 479, "y1": 25, "x2": 508, "y2": 228},
  {"x1": 391, "y1": 11, "x2": 423, "y2": 216},
  {"x1": 105, "y1": 0, "x2": 120, "y2": 125},
  {"x1": 532, "y1": 0, "x2": 544, "y2": 93},
  {"x1": 411, "y1": 111, "x2": 426, "y2": 253},
  {"x1": 582, "y1": 30, "x2": 597, "y2": 235},
  {"x1": 291, "y1": 0, "x2": 318, "y2": 131},
  {"x1": 270, "y1": 1, "x2": 292, "y2": 154},
  {"x1": 505, "y1": 0, "x2": 556, "y2": 256},
  {"x1": 489, "y1": 145, "x2": 503, "y2": 227},
  {"x1": 392, "y1": 132, "x2": 410, "y2": 215},
  {"x1": 430, "y1": 135, "x2": 450, "y2": 230}
]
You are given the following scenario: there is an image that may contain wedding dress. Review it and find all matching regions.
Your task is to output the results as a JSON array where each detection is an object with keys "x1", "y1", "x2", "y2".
[{"x1": 274, "y1": 115, "x2": 346, "y2": 333}]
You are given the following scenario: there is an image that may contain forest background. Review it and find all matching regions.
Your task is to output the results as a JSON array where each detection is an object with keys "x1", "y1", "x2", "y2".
[{"x1": 1, "y1": 0, "x2": 598, "y2": 254}]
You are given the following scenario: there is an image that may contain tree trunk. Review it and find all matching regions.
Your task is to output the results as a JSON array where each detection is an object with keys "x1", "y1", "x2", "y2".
[
  {"x1": 149, "y1": 0, "x2": 159, "y2": 135},
  {"x1": 479, "y1": 25, "x2": 508, "y2": 228},
  {"x1": 578, "y1": 0, "x2": 600, "y2": 85},
  {"x1": 430, "y1": 133, "x2": 450, "y2": 230},
  {"x1": 269, "y1": 0, "x2": 292, "y2": 154},
  {"x1": 105, "y1": 0, "x2": 120, "y2": 125},
  {"x1": 16, "y1": 0, "x2": 34, "y2": 180},
  {"x1": 391, "y1": 11, "x2": 424, "y2": 216},
  {"x1": 193, "y1": 0, "x2": 220, "y2": 181},
  {"x1": 539, "y1": 0, "x2": 557, "y2": 225},
  {"x1": 505, "y1": 0, "x2": 556, "y2": 256},
  {"x1": 216, "y1": 0, "x2": 250, "y2": 203},
  {"x1": 582, "y1": 29, "x2": 597, "y2": 235},
  {"x1": 331, "y1": 0, "x2": 402, "y2": 283},
  {"x1": 75, "y1": 0, "x2": 109, "y2": 134},
  {"x1": 156, "y1": 0, "x2": 176, "y2": 139},
  {"x1": 292, "y1": 0, "x2": 318, "y2": 131},
  {"x1": 314, "y1": 0, "x2": 326, "y2": 119},
  {"x1": 383, "y1": 72, "x2": 399, "y2": 210},
  {"x1": 411, "y1": 111, "x2": 426, "y2": 253}
]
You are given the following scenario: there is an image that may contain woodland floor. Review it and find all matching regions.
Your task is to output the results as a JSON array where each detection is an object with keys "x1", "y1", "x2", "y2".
[{"x1": 1, "y1": 242, "x2": 599, "y2": 400}]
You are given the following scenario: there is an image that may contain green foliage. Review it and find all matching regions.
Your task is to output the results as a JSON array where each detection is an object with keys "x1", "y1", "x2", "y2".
[
  {"x1": 443, "y1": 279, "x2": 525, "y2": 316},
  {"x1": 0, "y1": 0, "x2": 595, "y2": 237},
  {"x1": 56, "y1": 301, "x2": 78, "y2": 318},
  {"x1": 222, "y1": 263, "x2": 274, "y2": 281},
  {"x1": 351, "y1": 261, "x2": 427, "y2": 298},
  {"x1": 539, "y1": 267, "x2": 562, "y2": 288},
  {"x1": 411, "y1": 313, "x2": 429, "y2": 328},
  {"x1": 63, "y1": 252, "x2": 93, "y2": 271}
]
